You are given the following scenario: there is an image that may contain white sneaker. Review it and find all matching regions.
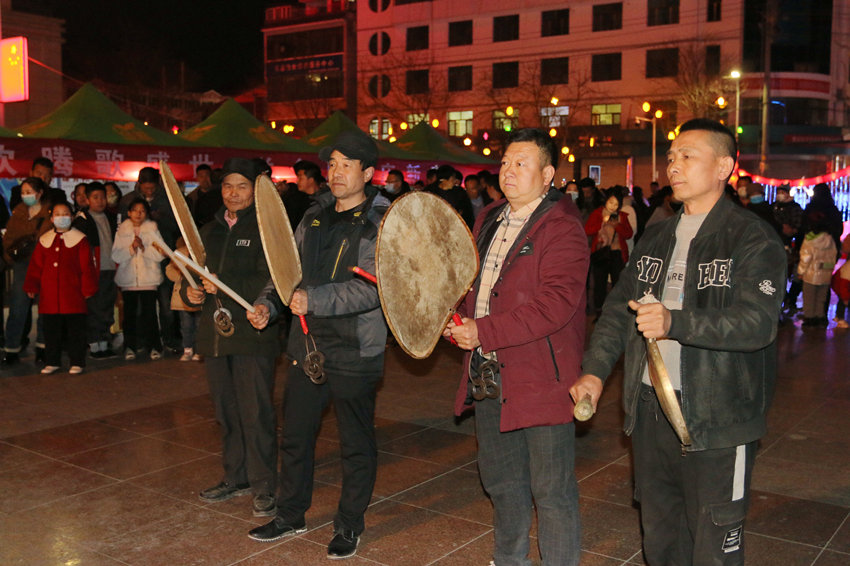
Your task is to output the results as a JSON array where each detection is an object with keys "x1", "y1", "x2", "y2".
[
  {"x1": 179, "y1": 348, "x2": 193, "y2": 362},
  {"x1": 124, "y1": 348, "x2": 136, "y2": 361},
  {"x1": 69, "y1": 366, "x2": 84, "y2": 374},
  {"x1": 41, "y1": 365, "x2": 60, "y2": 374},
  {"x1": 150, "y1": 349, "x2": 162, "y2": 360}
]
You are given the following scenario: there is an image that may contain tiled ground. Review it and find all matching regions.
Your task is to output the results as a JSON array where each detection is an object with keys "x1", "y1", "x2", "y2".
[{"x1": 1, "y1": 320, "x2": 849, "y2": 565}]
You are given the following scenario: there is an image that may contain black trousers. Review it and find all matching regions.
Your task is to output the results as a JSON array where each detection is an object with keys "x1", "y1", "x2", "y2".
[
  {"x1": 122, "y1": 290, "x2": 161, "y2": 351},
  {"x1": 276, "y1": 364, "x2": 382, "y2": 535},
  {"x1": 633, "y1": 385, "x2": 756, "y2": 566},
  {"x1": 87, "y1": 270, "x2": 117, "y2": 344},
  {"x1": 205, "y1": 354, "x2": 278, "y2": 495},
  {"x1": 42, "y1": 313, "x2": 87, "y2": 367},
  {"x1": 591, "y1": 248, "x2": 625, "y2": 311}
]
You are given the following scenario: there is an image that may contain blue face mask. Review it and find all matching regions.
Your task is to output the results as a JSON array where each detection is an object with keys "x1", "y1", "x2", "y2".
[
  {"x1": 749, "y1": 195, "x2": 765, "y2": 204},
  {"x1": 22, "y1": 194, "x2": 38, "y2": 207},
  {"x1": 53, "y1": 216, "x2": 72, "y2": 230}
]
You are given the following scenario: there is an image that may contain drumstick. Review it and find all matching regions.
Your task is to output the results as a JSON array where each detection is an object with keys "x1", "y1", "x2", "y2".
[
  {"x1": 151, "y1": 241, "x2": 199, "y2": 289},
  {"x1": 173, "y1": 250, "x2": 256, "y2": 313},
  {"x1": 573, "y1": 393, "x2": 595, "y2": 421}
]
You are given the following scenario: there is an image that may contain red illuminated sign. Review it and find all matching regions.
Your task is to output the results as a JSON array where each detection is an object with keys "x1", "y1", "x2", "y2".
[{"x1": 0, "y1": 37, "x2": 29, "y2": 103}]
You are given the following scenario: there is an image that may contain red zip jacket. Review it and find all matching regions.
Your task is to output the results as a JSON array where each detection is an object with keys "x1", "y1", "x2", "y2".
[
  {"x1": 453, "y1": 190, "x2": 590, "y2": 432},
  {"x1": 23, "y1": 229, "x2": 98, "y2": 314}
]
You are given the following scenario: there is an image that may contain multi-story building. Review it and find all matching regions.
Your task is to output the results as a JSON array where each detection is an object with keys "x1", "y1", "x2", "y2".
[
  {"x1": 263, "y1": 0, "x2": 357, "y2": 135},
  {"x1": 265, "y1": 0, "x2": 848, "y2": 186}
]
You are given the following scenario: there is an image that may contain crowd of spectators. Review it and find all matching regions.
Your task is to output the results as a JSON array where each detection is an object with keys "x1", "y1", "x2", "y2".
[{"x1": 1, "y1": 155, "x2": 848, "y2": 373}]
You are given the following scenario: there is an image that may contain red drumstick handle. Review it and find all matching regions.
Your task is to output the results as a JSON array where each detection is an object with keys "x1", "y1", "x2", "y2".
[
  {"x1": 299, "y1": 314, "x2": 309, "y2": 335},
  {"x1": 349, "y1": 266, "x2": 378, "y2": 284},
  {"x1": 449, "y1": 313, "x2": 464, "y2": 346}
]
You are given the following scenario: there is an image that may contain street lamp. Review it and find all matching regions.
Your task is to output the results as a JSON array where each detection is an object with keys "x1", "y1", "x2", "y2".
[
  {"x1": 730, "y1": 70, "x2": 741, "y2": 141},
  {"x1": 635, "y1": 102, "x2": 663, "y2": 182}
]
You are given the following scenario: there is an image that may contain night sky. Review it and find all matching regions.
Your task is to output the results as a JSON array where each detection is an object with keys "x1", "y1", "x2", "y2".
[{"x1": 18, "y1": 0, "x2": 269, "y2": 95}]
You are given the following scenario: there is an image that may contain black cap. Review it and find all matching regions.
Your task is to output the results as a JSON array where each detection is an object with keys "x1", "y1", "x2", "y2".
[
  {"x1": 319, "y1": 130, "x2": 378, "y2": 169},
  {"x1": 222, "y1": 157, "x2": 263, "y2": 183}
]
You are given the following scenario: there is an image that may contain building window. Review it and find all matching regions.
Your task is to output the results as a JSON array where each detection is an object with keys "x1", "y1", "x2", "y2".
[
  {"x1": 448, "y1": 65, "x2": 473, "y2": 92},
  {"x1": 448, "y1": 110, "x2": 474, "y2": 137},
  {"x1": 407, "y1": 112, "x2": 429, "y2": 126},
  {"x1": 539, "y1": 105, "x2": 570, "y2": 127},
  {"x1": 449, "y1": 20, "x2": 473, "y2": 46},
  {"x1": 492, "y1": 61, "x2": 519, "y2": 89},
  {"x1": 648, "y1": 0, "x2": 679, "y2": 26},
  {"x1": 593, "y1": 3, "x2": 623, "y2": 31},
  {"x1": 368, "y1": 74, "x2": 391, "y2": 98},
  {"x1": 493, "y1": 15, "x2": 519, "y2": 42},
  {"x1": 406, "y1": 69, "x2": 429, "y2": 94},
  {"x1": 407, "y1": 112, "x2": 431, "y2": 127},
  {"x1": 541, "y1": 9, "x2": 570, "y2": 37},
  {"x1": 646, "y1": 48, "x2": 678, "y2": 78},
  {"x1": 492, "y1": 110, "x2": 518, "y2": 132},
  {"x1": 591, "y1": 53, "x2": 622, "y2": 82},
  {"x1": 541, "y1": 57, "x2": 569, "y2": 85},
  {"x1": 406, "y1": 25, "x2": 429, "y2": 51},
  {"x1": 369, "y1": 117, "x2": 392, "y2": 140},
  {"x1": 267, "y1": 28, "x2": 344, "y2": 59},
  {"x1": 707, "y1": 0, "x2": 721, "y2": 21},
  {"x1": 369, "y1": 0, "x2": 390, "y2": 12},
  {"x1": 368, "y1": 32, "x2": 391, "y2": 56},
  {"x1": 705, "y1": 44, "x2": 721, "y2": 76},
  {"x1": 591, "y1": 103, "x2": 622, "y2": 126}
]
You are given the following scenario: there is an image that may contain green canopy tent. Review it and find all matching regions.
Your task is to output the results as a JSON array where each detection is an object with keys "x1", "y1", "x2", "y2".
[
  {"x1": 179, "y1": 98, "x2": 314, "y2": 153},
  {"x1": 16, "y1": 83, "x2": 196, "y2": 146},
  {"x1": 304, "y1": 111, "x2": 420, "y2": 161},
  {"x1": 394, "y1": 121, "x2": 496, "y2": 165}
]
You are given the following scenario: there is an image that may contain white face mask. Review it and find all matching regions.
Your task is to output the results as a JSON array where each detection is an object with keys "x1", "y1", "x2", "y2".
[
  {"x1": 384, "y1": 182, "x2": 398, "y2": 194},
  {"x1": 567, "y1": 191, "x2": 579, "y2": 201},
  {"x1": 53, "y1": 216, "x2": 72, "y2": 230}
]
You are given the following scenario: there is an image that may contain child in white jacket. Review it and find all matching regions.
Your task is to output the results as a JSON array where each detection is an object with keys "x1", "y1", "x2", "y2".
[
  {"x1": 797, "y1": 214, "x2": 837, "y2": 326},
  {"x1": 112, "y1": 198, "x2": 165, "y2": 359}
]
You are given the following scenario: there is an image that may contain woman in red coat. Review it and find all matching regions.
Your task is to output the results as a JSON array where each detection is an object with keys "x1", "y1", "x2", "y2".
[
  {"x1": 585, "y1": 187, "x2": 633, "y2": 317},
  {"x1": 24, "y1": 202, "x2": 98, "y2": 374}
]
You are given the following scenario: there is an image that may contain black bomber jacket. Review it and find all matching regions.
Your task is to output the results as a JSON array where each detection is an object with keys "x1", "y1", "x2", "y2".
[{"x1": 581, "y1": 195, "x2": 787, "y2": 451}]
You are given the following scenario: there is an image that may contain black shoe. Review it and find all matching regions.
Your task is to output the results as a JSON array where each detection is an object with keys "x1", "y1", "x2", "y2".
[
  {"x1": 252, "y1": 493, "x2": 277, "y2": 517},
  {"x1": 1, "y1": 352, "x2": 20, "y2": 366},
  {"x1": 199, "y1": 481, "x2": 251, "y2": 503},
  {"x1": 91, "y1": 348, "x2": 117, "y2": 359},
  {"x1": 327, "y1": 529, "x2": 359, "y2": 560},
  {"x1": 248, "y1": 517, "x2": 307, "y2": 542},
  {"x1": 34, "y1": 347, "x2": 44, "y2": 362}
]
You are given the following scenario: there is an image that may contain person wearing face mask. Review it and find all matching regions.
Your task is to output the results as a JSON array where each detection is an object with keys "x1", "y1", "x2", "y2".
[
  {"x1": 2, "y1": 177, "x2": 53, "y2": 366},
  {"x1": 23, "y1": 201, "x2": 98, "y2": 374},
  {"x1": 379, "y1": 169, "x2": 409, "y2": 203}
]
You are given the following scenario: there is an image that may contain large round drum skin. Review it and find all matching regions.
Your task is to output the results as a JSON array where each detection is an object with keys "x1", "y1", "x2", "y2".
[{"x1": 376, "y1": 191, "x2": 479, "y2": 359}]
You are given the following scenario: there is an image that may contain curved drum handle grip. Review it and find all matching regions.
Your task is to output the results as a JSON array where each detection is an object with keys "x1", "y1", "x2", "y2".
[
  {"x1": 449, "y1": 313, "x2": 463, "y2": 346},
  {"x1": 299, "y1": 314, "x2": 309, "y2": 335},
  {"x1": 573, "y1": 393, "x2": 594, "y2": 422}
]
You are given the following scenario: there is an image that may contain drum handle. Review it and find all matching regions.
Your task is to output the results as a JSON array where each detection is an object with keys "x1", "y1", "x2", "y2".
[{"x1": 299, "y1": 315, "x2": 309, "y2": 335}]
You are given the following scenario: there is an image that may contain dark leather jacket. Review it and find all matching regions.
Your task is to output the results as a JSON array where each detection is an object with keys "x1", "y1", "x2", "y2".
[{"x1": 582, "y1": 196, "x2": 787, "y2": 451}]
